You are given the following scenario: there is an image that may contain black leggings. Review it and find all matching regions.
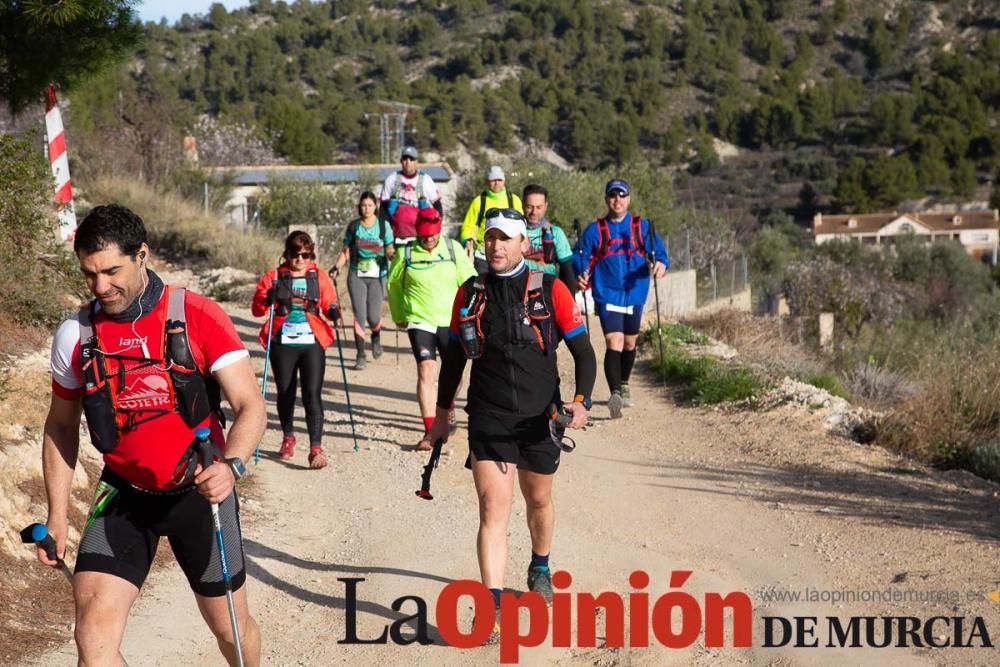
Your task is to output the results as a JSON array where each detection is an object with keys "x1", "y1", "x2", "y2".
[{"x1": 269, "y1": 342, "x2": 326, "y2": 444}]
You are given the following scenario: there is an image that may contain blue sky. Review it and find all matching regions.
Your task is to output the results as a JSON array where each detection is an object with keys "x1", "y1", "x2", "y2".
[{"x1": 138, "y1": 1, "x2": 249, "y2": 24}]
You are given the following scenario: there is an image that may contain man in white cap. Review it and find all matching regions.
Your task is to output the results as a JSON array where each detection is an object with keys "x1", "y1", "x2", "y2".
[
  {"x1": 459, "y1": 165, "x2": 524, "y2": 274},
  {"x1": 428, "y1": 207, "x2": 596, "y2": 640},
  {"x1": 379, "y1": 145, "x2": 443, "y2": 247}
]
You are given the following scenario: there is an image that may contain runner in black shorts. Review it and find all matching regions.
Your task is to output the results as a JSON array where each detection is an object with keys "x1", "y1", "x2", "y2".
[
  {"x1": 466, "y1": 410, "x2": 560, "y2": 475},
  {"x1": 428, "y1": 208, "x2": 596, "y2": 640},
  {"x1": 407, "y1": 326, "x2": 450, "y2": 362},
  {"x1": 77, "y1": 469, "x2": 246, "y2": 597}
]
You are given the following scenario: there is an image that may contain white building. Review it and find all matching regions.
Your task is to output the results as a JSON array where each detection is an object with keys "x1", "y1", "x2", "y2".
[{"x1": 813, "y1": 210, "x2": 1000, "y2": 261}]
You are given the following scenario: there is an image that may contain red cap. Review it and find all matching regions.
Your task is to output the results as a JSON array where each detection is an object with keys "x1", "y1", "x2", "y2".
[{"x1": 416, "y1": 208, "x2": 442, "y2": 236}]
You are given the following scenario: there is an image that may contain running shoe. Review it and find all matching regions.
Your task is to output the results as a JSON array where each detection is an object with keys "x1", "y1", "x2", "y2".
[
  {"x1": 620, "y1": 383, "x2": 633, "y2": 407},
  {"x1": 608, "y1": 391, "x2": 624, "y2": 419},
  {"x1": 355, "y1": 353, "x2": 367, "y2": 370},
  {"x1": 527, "y1": 566, "x2": 553, "y2": 604},
  {"x1": 415, "y1": 434, "x2": 434, "y2": 451},
  {"x1": 278, "y1": 434, "x2": 296, "y2": 459},
  {"x1": 371, "y1": 334, "x2": 383, "y2": 359},
  {"x1": 308, "y1": 445, "x2": 328, "y2": 469}
]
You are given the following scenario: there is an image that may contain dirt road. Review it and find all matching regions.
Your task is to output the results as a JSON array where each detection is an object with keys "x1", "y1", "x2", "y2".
[{"x1": 18, "y1": 293, "x2": 1000, "y2": 666}]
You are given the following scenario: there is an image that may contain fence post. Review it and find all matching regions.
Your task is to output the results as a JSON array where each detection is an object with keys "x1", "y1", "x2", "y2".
[
  {"x1": 730, "y1": 258, "x2": 736, "y2": 300},
  {"x1": 710, "y1": 261, "x2": 717, "y2": 301}
]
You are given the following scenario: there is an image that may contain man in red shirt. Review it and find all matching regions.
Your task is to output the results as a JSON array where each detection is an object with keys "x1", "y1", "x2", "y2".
[{"x1": 41, "y1": 205, "x2": 266, "y2": 665}]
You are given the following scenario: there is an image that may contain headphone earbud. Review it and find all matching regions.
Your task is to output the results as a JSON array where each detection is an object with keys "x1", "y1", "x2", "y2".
[{"x1": 139, "y1": 251, "x2": 146, "y2": 263}]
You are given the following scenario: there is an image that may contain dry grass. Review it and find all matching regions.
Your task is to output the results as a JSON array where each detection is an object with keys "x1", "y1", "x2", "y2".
[
  {"x1": 685, "y1": 309, "x2": 826, "y2": 381},
  {"x1": 87, "y1": 176, "x2": 282, "y2": 275},
  {"x1": 878, "y1": 346, "x2": 1000, "y2": 469}
]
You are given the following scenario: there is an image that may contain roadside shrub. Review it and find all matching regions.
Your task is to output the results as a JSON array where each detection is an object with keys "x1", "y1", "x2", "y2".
[
  {"x1": 651, "y1": 340, "x2": 764, "y2": 404},
  {"x1": 804, "y1": 372, "x2": 849, "y2": 399},
  {"x1": 844, "y1": 360, "x2": 908, "y2": 405},
  {"x1": 0, "y1": 134, "x2": 82, "y2": 333}
]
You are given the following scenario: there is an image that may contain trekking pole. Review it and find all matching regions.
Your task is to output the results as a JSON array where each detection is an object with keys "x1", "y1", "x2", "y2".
[
  {"x1": 20, "y1": 523, "x2": 73, "y2": 583},
  {"x1": 194, "y1": 427, "x2": 245, "y2": 667},
  {"x1": 332, "y1": 279, "x2": 361, "y2": 452},
  {"x1": 21, "y1": 523, "x2": 132, "y2": 666},
  {"x1": 648, "y1": 220, "x2": 666, "y2": 385},
  {"x1": 254, "y1": 302, "x2": 275, "y2": 465},
  {"x1": 415, "y1": 438, "x2": 445, "y2": 500},
  {"x1": 573, "y1": 219, "x2": 590, "y2": 334}
]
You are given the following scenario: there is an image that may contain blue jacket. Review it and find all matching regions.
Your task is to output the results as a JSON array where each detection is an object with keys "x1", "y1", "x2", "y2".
[{"x1": 574, "y1": 212, "x2": 669, "y2": 307}]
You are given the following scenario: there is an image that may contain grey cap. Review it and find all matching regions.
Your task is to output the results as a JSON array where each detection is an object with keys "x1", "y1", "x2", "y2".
[
  {"x1": 486, "y1": 165, "x2": 505, "y2": 181},
  {"x1": 401, "y1": 146, "x2": 418, "y2": 160}
]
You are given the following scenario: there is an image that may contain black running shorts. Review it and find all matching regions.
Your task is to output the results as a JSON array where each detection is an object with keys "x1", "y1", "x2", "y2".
[
  {"x1": 466, "y1": 411, "x2": 560, "y2": 475},
  {"x1": 408, "y1": 326, "x2": 450, "y2": 363},
  {"x1": 75, "y1": 469, "x2": 246, "y2": 597}
]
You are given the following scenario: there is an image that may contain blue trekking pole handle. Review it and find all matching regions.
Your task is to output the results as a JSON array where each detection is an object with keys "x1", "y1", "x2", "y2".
[
  {"x1": 255, "y1": 303, "x2": 276, "y2": 465},
  {"x1": 20, "y1": 522, "x2": 74, "y2": 583},
  {"x1": 194, "y1": 427, "x2": 246, "y2": 667}
]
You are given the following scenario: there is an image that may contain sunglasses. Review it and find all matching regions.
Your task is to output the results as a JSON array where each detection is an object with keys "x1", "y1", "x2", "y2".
[
  {"x1": 289, "y1": 251, "x2": 315, "y2": 259},
  {"x1": 607, "y1": 190, "x2": 629, "y2": 199},
  {"x1": 401, "y1": 156, "x2": 416, "y2": 162}
]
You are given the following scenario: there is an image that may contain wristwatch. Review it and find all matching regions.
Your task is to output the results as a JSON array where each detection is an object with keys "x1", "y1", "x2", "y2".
[
  {"x1": 574, "y1": 394, "x2": 593, "y2": 410},
  {"x1": 226, "y1": 457, "x2": 247, "y2": 481}
]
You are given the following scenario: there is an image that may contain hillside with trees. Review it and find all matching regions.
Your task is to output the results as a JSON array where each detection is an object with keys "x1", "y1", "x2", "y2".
[{"x1": 61, "y1": 0, "x2": 1000, "y2": 219}]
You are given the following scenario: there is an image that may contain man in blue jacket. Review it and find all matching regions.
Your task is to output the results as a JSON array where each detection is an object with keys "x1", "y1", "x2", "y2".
[{"x1": 575, "y1": 179, "x2": 668, "y2": 417}]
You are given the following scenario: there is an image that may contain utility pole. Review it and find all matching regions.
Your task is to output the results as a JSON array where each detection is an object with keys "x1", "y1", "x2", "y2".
[{"x1": 365, "y1": 100, "x2": 422, "y2": 162}]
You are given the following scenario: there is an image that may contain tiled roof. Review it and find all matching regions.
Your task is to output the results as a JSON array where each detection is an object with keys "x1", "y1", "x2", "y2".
[{"x1": 814, "y1": 210, "x2": 999, "y2": 235}]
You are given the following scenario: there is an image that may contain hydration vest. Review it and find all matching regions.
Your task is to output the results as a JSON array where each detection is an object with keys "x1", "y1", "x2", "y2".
[
  {"x1": 586, "y1": 215, "x2": 647, "y2": 277},
  {"x1": 273, "y1": 267, "x2": 320, "y2": 316},
  {"x1": 458, "y1": 270, "x2": 554, "y2": 358},
  {"x1": 346, "y1": 218, "x2": 390, "y2": 266},
  {"x1": 475, "y1": 190, "x2": 515, "y2": 229},
  {"x1": 78, "y1": 287, "x2": 223, "y2": 454},
  {"x1": 403, "y1": 237, "x2": 456, "y2": 269}
]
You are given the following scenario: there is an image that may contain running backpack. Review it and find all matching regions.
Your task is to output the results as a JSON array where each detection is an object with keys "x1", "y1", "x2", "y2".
[
  {"x1": 346, "y1": 218, "x2": 390, "y2": 266},
  {"x1": 272, "y1": 268, "x2": 321, "y2": 316},
  {"x1": 458, "y1": 270, "x2": 554, "y2": 358},
  {"x1": 78, "y1": 287, "x2": 223, "y2": 454},
  {"x1": 474, "y1": 190, "x2": 515, "y2": 230},
  {"x1": 586, "y1": 215, "x2": 647, "y2": 278}
]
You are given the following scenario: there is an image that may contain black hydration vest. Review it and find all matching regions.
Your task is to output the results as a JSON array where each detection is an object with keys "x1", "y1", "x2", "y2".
[{"x1": 272, "y1": 268, "x2": 320, "y2": 316}]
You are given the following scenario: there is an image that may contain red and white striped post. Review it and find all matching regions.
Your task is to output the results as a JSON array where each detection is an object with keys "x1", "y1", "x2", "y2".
[{"x1": 45, "y1": 84, "x2": 77, "y2": 241}]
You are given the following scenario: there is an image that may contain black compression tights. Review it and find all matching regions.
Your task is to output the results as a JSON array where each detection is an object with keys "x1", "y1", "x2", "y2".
[{"x1": 269, "y1": 342, "x2": 326, "y2": 444}]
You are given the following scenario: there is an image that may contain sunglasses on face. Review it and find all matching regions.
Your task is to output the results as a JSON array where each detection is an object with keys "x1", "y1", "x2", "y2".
[
  {"x1": 607, "y1": 190, "x2": 629, "y2": 199},
  {"x1": 289, "y1": 251, "x2": 315, "y2": 259},
  {"x1": 401, "y1": 157, "x2": 416, "y2": 162}
]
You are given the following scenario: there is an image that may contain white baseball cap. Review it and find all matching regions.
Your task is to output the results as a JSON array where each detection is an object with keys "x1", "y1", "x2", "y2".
[
  {"x1": 486, "y1": 165, "x2": 505, "y2": 181},
  {"x1": 484, "y1": 208, "x2": 526, "y2": 238}
]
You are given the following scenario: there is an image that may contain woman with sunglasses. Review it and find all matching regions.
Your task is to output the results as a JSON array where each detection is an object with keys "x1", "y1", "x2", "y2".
[{"x1": 252, "y1": 231, "x2": 341, "y2": 469}]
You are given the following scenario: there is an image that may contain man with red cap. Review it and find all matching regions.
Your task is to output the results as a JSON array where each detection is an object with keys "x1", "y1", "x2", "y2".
[{"x1": 387, "y1": 207, "x2": 476, "y2": 449}]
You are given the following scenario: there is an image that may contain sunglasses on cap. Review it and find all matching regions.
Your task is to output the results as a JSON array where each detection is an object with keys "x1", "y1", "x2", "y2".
[
  {"x1": 485, "y1": 207, "x2": 526, "y2": 222},
  {"x1": 606, "y1": 189, "x2": 629, "y2": 199},
  {"x1": 288, "y1": 251, "x2": 315, "y2": 259}
]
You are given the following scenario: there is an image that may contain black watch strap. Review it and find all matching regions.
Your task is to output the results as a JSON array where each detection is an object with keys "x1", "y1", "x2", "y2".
[{"x1": 226, "y1": 457, "x2": 246, "y2": 481}]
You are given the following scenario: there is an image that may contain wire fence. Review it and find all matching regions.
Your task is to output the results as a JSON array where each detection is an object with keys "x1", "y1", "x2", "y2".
[{"x1": 695, "y1": 255, "x2": 750, "y2": 307}]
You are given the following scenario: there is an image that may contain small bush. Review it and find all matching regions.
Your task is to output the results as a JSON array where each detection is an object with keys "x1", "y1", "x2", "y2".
[
  {"x1": 845, "y1": 360, "x2": 907, "y2": 405},
  {"x1": 0, "y1": 134, "x2": 82, "y2": 334},
  {"x1": 691, "y1": 365, "x2": 761, "y2": 404},
  {"x1": 970, "y1": 444, "x2": 1000, "y2": 483},
  {"x1": 651, "y1": 340, "x2": 764, "y2": 405},
  {"x1": 804, "y1": 372, "x2": 849, "y2": 399}
]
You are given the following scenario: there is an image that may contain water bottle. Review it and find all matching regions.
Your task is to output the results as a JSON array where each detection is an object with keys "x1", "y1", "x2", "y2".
[
  {"x1": 542, "y1": 225, "x2": 556, "y2": 264},
  {"x1": 458, "y1": 307, "x2": 482, "y2": 359}
]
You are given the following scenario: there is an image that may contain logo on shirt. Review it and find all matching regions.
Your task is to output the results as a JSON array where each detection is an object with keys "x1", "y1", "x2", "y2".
[
  {"x1": 118, "y1": 373, "x2": 171, "y2": 410},
  {"x1": 118, "y1": 335, "x2": 148, "y2": 348}
]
